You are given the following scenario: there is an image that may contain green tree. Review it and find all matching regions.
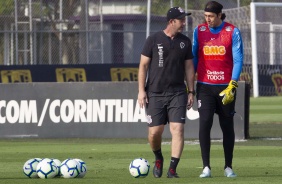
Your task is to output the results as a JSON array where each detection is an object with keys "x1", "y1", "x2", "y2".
[
  {"x1": 140, "y1": 0, "x2": 255, "y2": 16},
  {"x1": 0, "y1": 0, "x2": 14, "y2": 15},
  {"x1": 0, "y1": 1, "x2": 14, "y2": 64},
  {"x1": 42, "y1": 0, "x2": 82, "y2": 64}
]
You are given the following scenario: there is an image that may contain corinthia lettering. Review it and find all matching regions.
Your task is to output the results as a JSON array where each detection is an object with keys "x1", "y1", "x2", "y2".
[
  {"x1": 0, "y1": 99, "x2": 200, "y2": 125},
  {"x1": 0, "y1": 99, "x2": 147, "y2": 125}
]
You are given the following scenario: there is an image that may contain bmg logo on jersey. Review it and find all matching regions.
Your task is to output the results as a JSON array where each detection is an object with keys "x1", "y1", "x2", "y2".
[
  {"x1": 110, "y1": 68, "x2": 138, "y2": 81},
  {"x1": 56, "y1": 68, "x2": 86, "y2": 82},
  {"x1": 203, "y1": 45, "x2": 225, "y2": 60},
  {"x1": 0, "y1": 70, "x2": 32, "y2": 83}
]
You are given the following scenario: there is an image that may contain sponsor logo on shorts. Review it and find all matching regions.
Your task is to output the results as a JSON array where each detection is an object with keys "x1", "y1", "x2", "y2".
[
  {"x1": 146, "y1": 115, "x2": 152, "y2": 124},
  {"x1": 198, "y1": 100, "x2": 201, "y2": 108}
]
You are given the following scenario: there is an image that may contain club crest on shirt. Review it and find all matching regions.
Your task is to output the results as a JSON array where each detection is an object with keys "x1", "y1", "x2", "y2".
[
  {"x1": 199, "y1": 26, "x2": 207, "y2": 31},
  {"x1": 180, "y1": 42, "x2": 185, "y2": 49},
  {"x1": 225, "y1": 26, "x2": 232, "y2": 31}
]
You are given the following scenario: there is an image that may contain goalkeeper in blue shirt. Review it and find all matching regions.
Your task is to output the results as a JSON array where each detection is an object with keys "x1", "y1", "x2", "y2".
[{"x1": 192, "y1": 1, "x2": 243, "y2": 178}]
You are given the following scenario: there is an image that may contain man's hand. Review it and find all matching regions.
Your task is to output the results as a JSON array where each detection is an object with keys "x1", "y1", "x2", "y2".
[
  {"x1": 186, "y1": 91, "x2": 195, "y2": 110},
  {"x1": 219, "y1": 80, "x2": 238, "y2": 105},
  {"x1": 138, "y1": 90, "x2": 148, "y2": 109}
]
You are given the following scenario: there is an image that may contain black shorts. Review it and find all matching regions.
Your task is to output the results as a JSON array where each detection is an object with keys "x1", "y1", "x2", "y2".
[
  {"x1": 196, "y1": 83, "x2": 236, "y2": 117},
  {"x1": 145, "y1": 91, "x2": 187, "y2": 127}
]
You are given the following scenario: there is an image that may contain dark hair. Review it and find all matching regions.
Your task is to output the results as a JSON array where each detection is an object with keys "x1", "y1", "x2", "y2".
[{"x1": 204, "y1": 1, "x2": 226, "y2": 20}]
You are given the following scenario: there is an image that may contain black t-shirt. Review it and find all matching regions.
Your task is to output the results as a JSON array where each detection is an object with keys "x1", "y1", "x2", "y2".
[{"x1": 141, "y1": 31, "x2": 193, "y2": 92}]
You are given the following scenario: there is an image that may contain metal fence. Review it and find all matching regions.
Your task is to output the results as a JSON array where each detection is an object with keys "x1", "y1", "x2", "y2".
[{"x1": 0, "y1": 0, "x2": 282, "y2": 65}]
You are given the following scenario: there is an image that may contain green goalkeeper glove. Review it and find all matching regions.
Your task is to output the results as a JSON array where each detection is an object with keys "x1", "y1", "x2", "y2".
[{"x1": 219, "y1": 80, "x2": 238, "y2": 105}]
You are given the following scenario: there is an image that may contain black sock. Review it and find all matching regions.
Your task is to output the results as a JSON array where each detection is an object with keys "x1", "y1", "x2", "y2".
[
  {"x1": 153, "y1": 149, "x2": 163, "y2": 161},
  {"x1": 169, "y1": 157, "x2": 180, "y2": 172}
]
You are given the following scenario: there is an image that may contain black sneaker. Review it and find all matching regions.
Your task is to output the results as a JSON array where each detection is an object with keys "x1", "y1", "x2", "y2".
[
  {"x1": 153, "y1": 159, "x2": 163, "y2": 178},
  {"x1": 167, "y1": 168, "x2": 180, "y2": 178}
]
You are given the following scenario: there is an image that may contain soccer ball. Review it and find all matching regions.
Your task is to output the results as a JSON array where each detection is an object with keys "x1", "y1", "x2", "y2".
[
  {"x1": 51, "y1": 159, "x2": 62, "y2": 177},
  {"x1": 129, "y1": 158, "x2": 150, "y2": 178},
  {"x1": 74, "y1": 158, "x2": 87, "y2": 178},
  {"x1": 60, "y1": 159, "x2": 80, "y2": 178},
  {"x1": 36, "y1": 158, "x2": 58, "y2": 179},
  {"x1": 23, "y1": 158, "x2": 42, "y2": 178}
]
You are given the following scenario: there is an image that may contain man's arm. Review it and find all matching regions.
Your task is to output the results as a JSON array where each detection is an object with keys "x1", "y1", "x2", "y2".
[
  {"x1": 192, "y1": 27, "x2": 199, "y2": 72},
  {"x1": 231, "y1": 27, "x2": 244, "y2": 81},
  {"x1": 219, "y1": 28, "x2": 244, "y2": 105},
  {"x1": 138, "y1": 54, "x2": 150, "y2": 109},
  {"x1": 185, "y1": 59, "x2": 195, "y2": 109}
]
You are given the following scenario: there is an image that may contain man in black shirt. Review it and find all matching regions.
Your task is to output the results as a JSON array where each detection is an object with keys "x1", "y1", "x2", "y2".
[{"x1": 138, "y1": 7, "x2": 195, "y2": 178}]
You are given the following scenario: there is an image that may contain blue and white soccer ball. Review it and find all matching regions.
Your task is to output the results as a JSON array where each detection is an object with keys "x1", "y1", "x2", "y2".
[
  {"x1": 23, "y1": 158, "x2": 42, "y2": 178},
  {"x1": 129, "y1": 158, "x2": 150, "y2": 178},
  {"x1": 60, "y1": 159, "x2": 80, "y2": 178},
  {"x1": 74, "y1": 158, "x2": 87, "y2": 178},
  {"x1": 51, "y1": 158, "x2": 62, "y2": 177},
  {"x1": 36, "y1": 158, "x2": 58, "y2": 179}
]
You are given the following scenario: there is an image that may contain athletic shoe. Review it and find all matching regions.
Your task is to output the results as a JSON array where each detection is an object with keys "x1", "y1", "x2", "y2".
[
  {"x1": 199, "y1": 166, "x2": 211, "y2": 178},
  {"x1": 167, "y1": 168, "x2": 179, "y2": 178},
  {"x1": 153, "y1": 159, "x2": 163, "y2": 178},
  {"x1": 224, "y1": 167, "x2": 237, "y2": 178}
]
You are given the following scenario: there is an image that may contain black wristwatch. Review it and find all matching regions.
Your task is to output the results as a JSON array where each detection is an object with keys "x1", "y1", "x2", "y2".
[{"x1": 188, "y1": 90, "x2": 196, "y2": 95}]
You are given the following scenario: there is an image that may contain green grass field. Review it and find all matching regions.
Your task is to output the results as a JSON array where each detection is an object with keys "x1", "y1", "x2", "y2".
[
  {"x1": 249, "y1": 96, "x2": 282, "y2": 138},
  {"x1": 250, "y1": 96, "x2": 282, "y2": 123},
  {"x1": 0, "y1": 96, "x2": 281, "y2": 184}
]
